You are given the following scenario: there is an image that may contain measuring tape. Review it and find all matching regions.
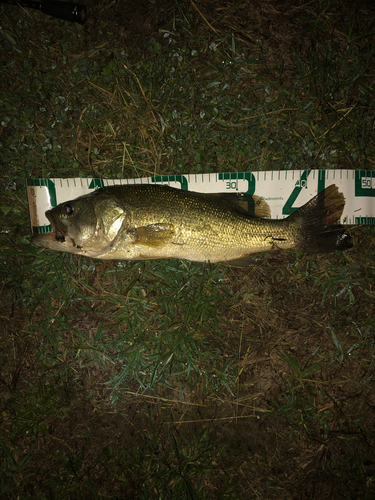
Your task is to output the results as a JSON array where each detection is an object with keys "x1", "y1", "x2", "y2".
[{"x1": 27, "y1": 169, "x2": 375, "y2": 234}]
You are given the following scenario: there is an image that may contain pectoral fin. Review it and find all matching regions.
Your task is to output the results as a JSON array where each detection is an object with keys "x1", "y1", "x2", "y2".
[{"x1": 130, "y1": 223, "x2": 175, "y2": 247}]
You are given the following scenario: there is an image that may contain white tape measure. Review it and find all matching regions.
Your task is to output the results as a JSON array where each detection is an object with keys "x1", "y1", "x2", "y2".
[{"x1": 27, "y1": 169, "x2": 375, "y2": 234}]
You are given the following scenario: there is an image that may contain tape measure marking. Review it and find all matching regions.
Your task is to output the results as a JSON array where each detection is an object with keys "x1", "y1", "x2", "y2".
[{"x1": 27, "y1": 169, "x2": 375, "y2": 233}]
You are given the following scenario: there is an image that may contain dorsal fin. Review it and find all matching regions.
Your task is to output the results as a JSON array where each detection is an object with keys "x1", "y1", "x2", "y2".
[{"x1": 205, "y1": 193, "x2": 271, "y2": 218}]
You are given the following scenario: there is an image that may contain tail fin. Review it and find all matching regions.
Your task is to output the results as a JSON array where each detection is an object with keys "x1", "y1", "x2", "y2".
[{"x1": 290, "y1": 184, "x2": 352, "y2": 253}]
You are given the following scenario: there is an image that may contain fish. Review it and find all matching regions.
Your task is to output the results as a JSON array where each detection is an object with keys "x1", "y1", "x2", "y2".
[{"x1": 31, "y1": 183, "x2": 352, "y2": 266}]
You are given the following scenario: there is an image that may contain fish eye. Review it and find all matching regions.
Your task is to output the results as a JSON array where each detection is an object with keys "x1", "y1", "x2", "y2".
[{"x1": 63, "y1": 203, "x2": 75, "y2": 215}]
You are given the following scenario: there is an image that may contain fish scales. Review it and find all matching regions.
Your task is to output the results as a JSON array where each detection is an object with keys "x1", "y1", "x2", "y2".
[{"x1": 116, "y1": 186, "x2": 288, "y2": 252}]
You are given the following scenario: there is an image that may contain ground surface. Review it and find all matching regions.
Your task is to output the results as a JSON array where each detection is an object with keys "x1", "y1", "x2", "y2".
[{"x1": 1, "y1": 0, "x2": 375, "y2": 498}]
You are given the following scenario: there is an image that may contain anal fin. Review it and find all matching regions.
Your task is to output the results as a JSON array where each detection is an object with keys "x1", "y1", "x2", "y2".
[{"x1": 224, "y1": 254, "x2": 263, "y2": 267}]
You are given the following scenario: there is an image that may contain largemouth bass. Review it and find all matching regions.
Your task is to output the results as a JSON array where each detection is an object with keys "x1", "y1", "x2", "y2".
[{"x1": 32, "y1": 184, "x2": 352, "y2": 266}]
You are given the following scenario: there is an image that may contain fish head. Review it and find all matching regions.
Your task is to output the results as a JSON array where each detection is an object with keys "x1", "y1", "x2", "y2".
[
  {"x1": 46, "y1": 193, "x2": 99, "y2": 248},
  {"x1": 43, "y1": 191, "x2": 128, "y2": 256}
]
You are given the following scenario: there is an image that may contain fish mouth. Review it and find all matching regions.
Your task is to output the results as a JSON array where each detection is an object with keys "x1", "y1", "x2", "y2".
[{"x1": 45, "y1": 210, "x2": 68, "y2": 242}]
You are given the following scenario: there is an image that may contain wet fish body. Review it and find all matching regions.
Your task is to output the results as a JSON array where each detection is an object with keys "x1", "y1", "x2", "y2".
[{"x1": 32, "y1": 184, "x2": 352, "y2": 266}]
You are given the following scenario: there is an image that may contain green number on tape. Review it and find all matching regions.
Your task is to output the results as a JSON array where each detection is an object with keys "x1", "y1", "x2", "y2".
[
  {"x1": 218, "y1": 172, "x2": 255, "y2": 194},
  {"x1": 355, "y1": 170, "x2": 375, "y2": 197},
  {"x1": 282, "y1": 170, "x2": 326, "y2": 216}
]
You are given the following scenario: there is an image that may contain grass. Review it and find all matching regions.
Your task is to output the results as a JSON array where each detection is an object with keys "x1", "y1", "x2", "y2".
[{"x1": 1, "y1": 0, "x2": 375, "y2": 498}]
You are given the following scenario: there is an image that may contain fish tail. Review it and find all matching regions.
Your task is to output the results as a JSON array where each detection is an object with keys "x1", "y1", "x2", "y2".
[{"x1": 290, "y1": 184, "x2": 352, "y2": 253}]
